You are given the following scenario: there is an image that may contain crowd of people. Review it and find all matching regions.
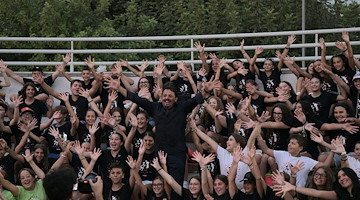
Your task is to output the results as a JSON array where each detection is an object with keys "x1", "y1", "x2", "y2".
[{"x1": 0, "y1": 31, "x2": 359, "y2": 200}]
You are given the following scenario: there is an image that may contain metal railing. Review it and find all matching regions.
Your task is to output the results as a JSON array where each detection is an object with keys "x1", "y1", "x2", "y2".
[{"x1": 0, "y1": 27, "x2": 359, "y2": 72}]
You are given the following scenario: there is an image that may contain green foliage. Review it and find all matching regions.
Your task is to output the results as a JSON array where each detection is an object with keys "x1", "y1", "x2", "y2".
[{"x1": 0, "y1": 0, "x2": 359, "y2": 70}]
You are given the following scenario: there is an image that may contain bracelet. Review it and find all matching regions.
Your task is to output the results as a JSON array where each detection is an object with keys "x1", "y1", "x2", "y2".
[
  {"x1": 157, "y1": 168, "x2": 163, "y2": 172},
  {"x1": 291, "y1": 173, "x2": 297, "y2": 178},
  {"x1": 342, "y1": 49, "x2": 348, "y2": 52},
  {"x1": 200, "y1": 166, "x2": 207, "y2": 171}
]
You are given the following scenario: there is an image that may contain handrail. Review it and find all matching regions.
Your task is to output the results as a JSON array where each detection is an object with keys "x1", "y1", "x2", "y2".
[{"x1": 1, "y1": 27, "x2": 359, "y2": 71}]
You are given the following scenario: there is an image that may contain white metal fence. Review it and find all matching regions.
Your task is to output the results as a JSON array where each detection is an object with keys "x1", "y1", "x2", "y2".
[{"x1": 0, "y1": 27, "x2": 359, "y2": 72}]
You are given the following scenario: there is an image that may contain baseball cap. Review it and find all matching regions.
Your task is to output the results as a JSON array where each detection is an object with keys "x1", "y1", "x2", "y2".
[
  {"x1": 20, "y1": 107, "x2": 35, "y2": 116},
  {"x1": 31, "y1": 66, "x2": 43, "y2": 73},
  {"x1": 241, "y1": 172, "x2": 256, "y2": 184},
  {"x1": 353, "y1": 72, "x2": 360, "y2": 81}
]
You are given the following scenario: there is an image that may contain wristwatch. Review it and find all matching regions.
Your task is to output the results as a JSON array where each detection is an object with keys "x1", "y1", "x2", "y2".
[{"x1": 341, "y1": 151, "x2": 347, "y2": 156}]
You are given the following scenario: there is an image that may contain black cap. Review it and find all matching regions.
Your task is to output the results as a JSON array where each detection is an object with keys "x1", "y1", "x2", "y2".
[
  {"x1": 31, "y1": 66, "x2": 43, "y2": 73},
  {"x1": 241, "y1": 172, "x2": 256, "y2": 184}
]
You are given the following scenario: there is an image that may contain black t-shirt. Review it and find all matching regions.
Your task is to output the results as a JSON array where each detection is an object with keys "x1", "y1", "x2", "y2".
[
  {"x1": 131, "y1": 125, "x2": 153, "y2": 158},
  {"x1": 259, "y1": 68, "x2": 281, "y2": 95},
  {"x1": 139, "y1": 151, "x2": 156, "y2": 181},
  {"x1": 96, "y1": 148, "x2": 129, "y2": 187},
  {"x1": 301, "y1": 92, "x2": 338, "y2": 123},
  {"x1": 333, "y1": 67, "x2": 355, "y2": 88},
  {"x1": 211, "y1": 190, "x2": 240, "y2": 200},
  {"x1": 318, "y1": 76, "x2": 338, "y2": 93},
  {"x1": 236, "y1": 71, "x2": 256, "y2": 95},
  {"x1": 77, "y1": 122, "x2": 102, "y2": 148},
  {"x1": 0, "y1": 155, "x2": 16, "y2": 183},
  {"x1": 292, "y1": 118, "x2": 324, "y2": 159},
  {"x1": 0, "y1": 121, "x2": 11, "y2": 146},
  {"x1": 19, "y1": 99, "x2": 48, "y2": 124},
  {"x1": 60, "y1": 96, "x2": 88, "y2": 121},
  {"x1": 203, "y1": 150, "x2": 221, "y2": 178},
  {"x1": 23, "y1": 76, "x2": 54, "y2": 95},
  {"x1": 70, "y1": 152, "x2": 87, "y2": 180},
  {"x1": 146, "y1": 188, "x2": 169, "y2": 200},
  {"x1": 251, "y1": 95, "x2": 266, "y2": 116},
  {"x1": 239, "y1": 190, "x2": 262, "y2": 200},
  {"x1": 182, "y1": 188, "x2": 205, "y2": 200},
  {"x1": 173, "y1": 75, "x2": 196, "y2": 95},
  {"x1": 10, "y1": 124, "x2": 41, "y2": 152},
  {"x1": 265, "y1": 186, "x2": 283, "y2": 200},
  {"x1": 106, "y1": 183, "x2": 132, "y2": 200},
  {"x1": 349, "y1": 86, "x2": 360, "y2": 119},
  {"x1": 42, "y1": 122, "x2": 72, "y2": 154},
  {"x1": 326, "y1": 126, "x2": 360, "y2": 153}
]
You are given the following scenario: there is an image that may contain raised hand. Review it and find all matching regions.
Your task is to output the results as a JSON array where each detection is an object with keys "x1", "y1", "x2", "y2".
[
  {"x1": 0, "y1": 60, "x2": 7, "y2": 73},
  {"x1": 240, "y1": 39, "x2": 245, "y2": 52},
  {"x1": 48, "y1": 126, "x2": 60, "y2": 138},
  {"x1": 342, "y1": 31, "x2": 350, "y2": 42},
  {"x1": 289, "y1": 160, "x2": 305, "y2": 175},
  {"x1": 272, "y1": 170, "x2": 285, "y2": 185},
  {"x1": 128, "y1": 112, "x2": 138, "y2": 127},
  {"x1": 62, "y1": 53, "x2": 71, "y2": 64},
  {"x1": 158, "y1": 150, "x2": 167, "y2": 166},
  {"x1": 90, "y1": 148, "x2": 102, "y2": 161},
  {"x1": 225, "y1": 103, "x2": 236, "y2": 114},
  {"x1": 335, "y1": 41, "x2": 347, "y2": 51},
  {"x1": 194, "y1": 41, "x2": 205, "y2": 53},
  {"x1": 310, "y1": 132, "x2": 324, "y2": 144},
  {"x1": 191, "y1": 151, "x2": 204, "y2": 165},
  {"x1": 89, "y1": 123, "x2": 99, "y2": 135},
  {"x1": 74, "y1": 140, "x2": 84, "y2": 156},
  {"x1": 342, "y1": 123, "x2": 359, "y2": 134},
  {"x1": 287, "y1": 34, "x2": 296, "y2": 45},
  {"x1": 13, "y1": 95, "x2": 23, "y2": 108},
  {"x1": 126, "y1": 155, "x2": 137, "y2": 169},
  {"x1": 153, "y1": 63, "x2": 165, "y2": 77},
  {"x1": 237, "y1": 67, "x2": 248, "y2": 75},
  {"x1": 255, "y1": 47, "x2": 264, "y2": 55},
  {"x1": 331, "y1": 136, "x2": 346, "y2": 154},
  {"x1": 202, "y1": 153, "x2": 215, "y2": 166},
  {"x1": 59, "y1": 92, "x2": 70, "y2": 102},
  {"x1": 104, "y1": 76, "x2": 121, "y2": 91},
  {"x1": 257, "y1": 111, "x2": 270, "y2": 123},
  {"x1": 135, "y1": 61, "x2": 149, "y2": 72},
  {"x1": 22, "y1": 149, "x2": 33, "y2": 163},
  {"x1": 46, "y1": 96, "x2": 54, "y2": 108},
  {"x1": 319, "y1": 37, "x2": 325, "y2": 49},
  {"x1": 138, "y1": 143, "x2": 145, "y2": 155},
  {"x1": 208, "y1": 53, "x2": 218, "y2": 61},
  {"x1": 108, "y1": 90, "x2": 118, "y2": 102},
  {"x1": 150, "y1": 157, "x2": 161, "y2": 171},
  {"x1": 84, "y1": 56, "x2": 95, "y2": 69},
  {"x1": 232, "y1": 145, "x2": 243, "y2": 163}
]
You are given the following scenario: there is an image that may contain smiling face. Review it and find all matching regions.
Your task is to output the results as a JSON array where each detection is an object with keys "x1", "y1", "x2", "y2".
[
  {"x1": 25, "y1": 85, "x2": 36, "y2": 98},
  {"x1": 188, "y1": 177, "x2": 201, "y2": 196},
  {"x1": 109, "y1": 167, "x2": 124, "y2": 184},
  {"x1": 332, "y1": 57, "x2": 345, "y2": 71},
  {"x1": 337, "y1": 170, "x2": 353, "y2": 189},
  {"x1": 313, "y1": 61, "x2": 322, "y2": 73},
  {"x1": 161, "y1": 89, "x2": 177, "y2": 110},
  {"x1": 137, "y1": 113, "x2": 148, "y2": 129},
  {"x1": 310, "y1": 77, "x2": 321, "y2": 92},
  {"x1": 109, "y1": 133, "x2": 122, "y2": 151},
  {"x1": 232, "y1": 61, "x2": 244, "y2": 70},
  {"x1": 20, "y1": 112, "x2": 34, "y2": 125},
  {"x1": 138, "y1": 77, "x2": 150, "y2": 89},
  {"x1": 85, "y1": 110, "x2": 96, "y2": 125},
  {"x1": 33, "y1": 148, "x2": 45, "y2": 162},
  {"x1": 19, "y1": 170, "x2": 36, "y2": 190},
  {"x1": 279, "y1": 82, "x2": 291, "y2": 94},
  {"x1": 213, "y1": 178, "x2": 227, "y2": 196},
  {"x1": 354, "y1": 79, "x2": 360, "y2": 90},
  {"x1": 263, "y1": 60, "x2": 274, "y2": 71},
  {"x1": 272, "y1": 107, "x2": 283, "y2": 122},
  {"x1": 143, "y1": 135, "x2": 154, "y2": 150},
  {"x1": 152, "y1": 178, "x2": 165, "y2": 196},
  {"x1": 243, "y1": 181, "x2": 255, "y2": 194},
  {"x1": 81, "y1": 70, "x2": 91, "y2": 81},
  {"x1": 313, "y1": 168, "x2": 327, "y2": 186},
  {"x1": 333, "y1": 106, "x2": 348, "y2": 123},
  {"x1": 112, "y1": 111, "x2": 122, "y2": 124},
  {"x1": 208, "y1": 97, "x2": 218, "y2": 109},
  {"x1": 307, "y1": 63, "x2": 314, "y2": 74}
]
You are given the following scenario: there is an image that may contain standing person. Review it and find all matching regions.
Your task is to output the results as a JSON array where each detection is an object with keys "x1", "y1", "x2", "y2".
[
  {"x1": 105, "y1": 76, "x2": 218, "y2": 200},
  {"x1": 6, "y1": 54, "x2": 70, "y2": 102}
]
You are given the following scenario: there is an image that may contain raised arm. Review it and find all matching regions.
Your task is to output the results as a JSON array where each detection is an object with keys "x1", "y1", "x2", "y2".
[
  {"x1": 341, "y1": 31, "x2": 355, "y2": 70},
  {"x1": 0, "y1": 61, "x2": 11, "y2": 87},
  {"x1": 278, "y1": 35, "x2": 296, "y2": 71},
  {"x1": 240, "y1": 40, "x2": 254, "y2": 73},
  {"x1": 319, "y1": 38, "x2": 332, "y2": 70},
  {"x1": 190, "y1": 118, "x2": 219, "y2": 154},
  {"x1": 251, "y1": 47, "x2": 264, "y2": 76},
  {"x1": 275, "y1": 181, "x2": 337, "y2": 200},
  {"x1": 23, "y1": 149, "x2": 45, "y2": 179}
]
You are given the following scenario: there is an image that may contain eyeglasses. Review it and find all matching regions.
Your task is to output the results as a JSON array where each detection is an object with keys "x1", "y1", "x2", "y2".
[
  {"x1": 153, "y1": 183, "x2": 163, "y2": 187},
  {"x1": 314, "y1": 172, "x2": 327, "y2": 177},
  {"x1": 273, "y1": 112, "x2": 283, "y2": 115}
]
